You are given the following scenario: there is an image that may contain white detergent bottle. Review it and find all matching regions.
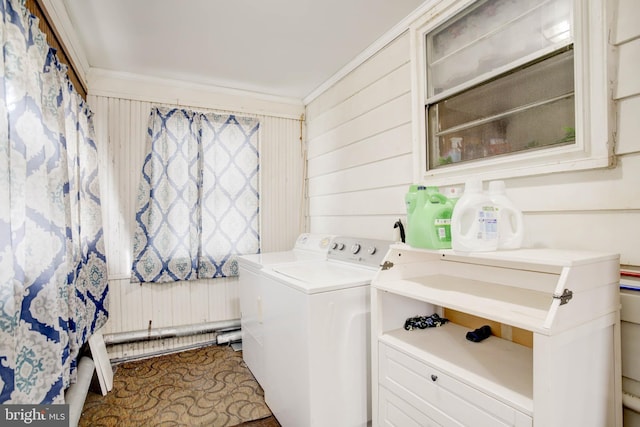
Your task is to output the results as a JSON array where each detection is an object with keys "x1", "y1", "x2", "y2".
[
  {"x1": 450, "y1": 179, "x2": 498, "y2": 252},
  {"x1": 488, "y1": 180, "x2": 524, "y2": 250}
]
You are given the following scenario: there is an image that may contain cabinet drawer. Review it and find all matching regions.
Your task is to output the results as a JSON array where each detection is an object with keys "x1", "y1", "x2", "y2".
[
  {"x1": 379, "y1": 343, "x2": 532, "y2": 427},
  {"x1": 379, "y1": 385, "x2": 458, "y2": 427}
]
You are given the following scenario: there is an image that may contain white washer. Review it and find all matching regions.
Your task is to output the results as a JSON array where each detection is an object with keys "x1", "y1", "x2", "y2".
[
  {"x1": 260, "y1": 236, "x2": 391, "y2": 427},
  {"x1": 238, "y1": 233, "x2": 334, "y2": 386}
]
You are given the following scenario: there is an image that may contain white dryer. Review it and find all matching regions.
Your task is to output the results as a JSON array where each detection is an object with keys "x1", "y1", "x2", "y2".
[
  {"x1": 260, "y1": 236, "x2": 391, "y2": 427},
  {"x1": 238, "y1": 233, "x2": 333, "y2": 386}
]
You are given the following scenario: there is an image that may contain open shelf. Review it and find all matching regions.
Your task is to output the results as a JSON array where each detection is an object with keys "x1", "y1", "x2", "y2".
[
  {"x1": 374, "y1": 275, "x2": 551, "y2": 333},
  {"x1": 372, "y1": 245, "x2": 621, "y2": 427}
]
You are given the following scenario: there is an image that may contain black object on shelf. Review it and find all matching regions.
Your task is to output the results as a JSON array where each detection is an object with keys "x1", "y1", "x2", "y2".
[
  {"x1": 394, "y1": 219, "x2": 406, "y2": 243},
  {"x1": 404, "y1": 313, "x2": 449, "y2": 330},
  {"x1": 466, "y1": 325, "x2": 492, "y2": 342}
]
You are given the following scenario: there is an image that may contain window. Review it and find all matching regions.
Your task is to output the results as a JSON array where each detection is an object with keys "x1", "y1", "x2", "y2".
[
  {"x1": 412, "y1": 0, "x2": 613, "y2": 183},
  {"x1": 428, "y1": 48, "x2": 575, "y2": 168},
  {"x1": 131, "y1": 107, "x2": 260, "y2": 283}
]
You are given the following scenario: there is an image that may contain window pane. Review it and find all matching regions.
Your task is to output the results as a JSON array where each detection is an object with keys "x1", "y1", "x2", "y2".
[
  {"x1": 428, "y1": 0, "x2": 572, "y2": 95},
  {"x1": 427, "y1": 49, "x2": 574, "y2": 169}
]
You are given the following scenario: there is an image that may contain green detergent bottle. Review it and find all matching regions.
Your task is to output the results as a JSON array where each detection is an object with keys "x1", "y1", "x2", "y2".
[
  {"x1": 406, "y1": 186, "x2": 453, "y2": 249},
  {"x1": 405, "y1": 184, "x2": 420, "y2": 224},
  {"x1": 406, "y1": 185, "x2": 427, "y2": 248}
]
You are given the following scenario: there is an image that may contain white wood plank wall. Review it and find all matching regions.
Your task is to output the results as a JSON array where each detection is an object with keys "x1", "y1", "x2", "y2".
[
  {"x1": 305, "y1": 4, "x2": 640, "y2": 267},
  {"x1": 306, "y1": 1, "x2": 640, "y2": 423},
  {"x1": 613, "y1": 0, "x2": 640, "y2": 424},
  {"x1": 305, "y1": 33, "x2": 414, "y2": 241},
  {"x1": 89, "y1": 94, "x2": 305, "y2": 358}
]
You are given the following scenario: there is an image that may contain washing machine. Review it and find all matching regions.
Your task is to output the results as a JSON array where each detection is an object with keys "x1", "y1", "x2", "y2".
[
  {"x1": 238, "y1": 233, "x2": 334, "y2": 386},
  {"x1": 260, "y1": 236, "x2": 391, "y2": 427}
]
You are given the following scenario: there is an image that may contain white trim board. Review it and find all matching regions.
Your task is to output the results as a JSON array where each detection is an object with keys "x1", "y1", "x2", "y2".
[{"x1": 88, "y1": 68, "x2": 305, "y2": 120}]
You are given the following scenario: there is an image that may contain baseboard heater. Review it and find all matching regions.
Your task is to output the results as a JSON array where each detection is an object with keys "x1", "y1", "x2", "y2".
[
  {"x1": 103, "y1": 319, "x2": 241, "y2": 346},
  {"x1": 624, "y1": 391, "x2": 640, "y2": 414},
  {"x1": 216, "y1": 328, "x2": 242, "y2": 345}
]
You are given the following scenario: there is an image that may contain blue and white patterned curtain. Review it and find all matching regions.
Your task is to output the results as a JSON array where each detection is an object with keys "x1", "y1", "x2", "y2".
[
  {"x1": 0, "y1": 0, "x2": 109, "y2": 404},
  {"x1": 131, "y1": 107, "x2": 259, "y2": 283}
]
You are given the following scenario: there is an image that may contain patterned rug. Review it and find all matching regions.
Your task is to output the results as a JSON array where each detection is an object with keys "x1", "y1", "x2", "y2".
[{"x1": 80, "y1": 345, "x2": 273, "y2": 427}]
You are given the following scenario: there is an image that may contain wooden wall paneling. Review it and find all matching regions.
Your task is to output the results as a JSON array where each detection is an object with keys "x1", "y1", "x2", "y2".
[
  {"x1": 121, "y1": 98, "x2": 134, "y2": 277},
  {"x1": 308, "y1": 123, "x2": 412, "y2": 178},
  {"x1": 306, "y1": 32, "x2": 410, "y2": 118},
  {"x1": 109, "y1": 100, "x2": 124, "y2": 276},
  {"x1": 122, "y1": 281, "x2": 145, "y2": 333},
  {"x1": 614, "y1": 8, "x2": 640, "y2": 158},
  {"x1": 615, "y1": 39, "x2": 640, "y2": 99},
  {"x1": 189, "y1": 280, "x2": 210, "y2": 324},
  {"x1": 308, "y1": 155, "x2": 413, "y2": 198},
  {"x1": 309, "y1": 215, "x2": 404, "y2": 242},
  {"x1": 306, "y1": 63, "x2": 412, "y2": 141},
  {"x1": 491, "y1": 154, "x2": 640, "y2": 213},
  {"x1": 259, "y1": 116, "x2": 305, "y2": 252},
  {"x1": 308, "y1": 93, "x2": 412, "y2": 159},
  {"x1": 306, "y1": 32, "x2": 413, "y2": 241},
  {"x1": 524, "y1": 212, "x2": 640, "y2": 265},
  {"x1": 153, "y1": 281, "x2": 170, "y2": 329},
  {"x1": 613, "y1": 0, "x2": 640, "y2": 44},
  {"x1": 111, "y1": 98, "x2": 123, "y2": 275},
  {"x1": 106, "y1": 96, "x2": 118, "y2": 271},
  {"x1": 106, "y1": 97, "x2": 124, "y2": 276},
  {"x1": 170, "y1": 281, "x2": 191, "y2": 326},
  {"x1": 309, "y1": 185, "x2": 408, "y2": 217},
  {"x1": 616, "y1": 96, "x2": 640, "y2": 155},
  {"x1": 228, "y1": 279, "x2": 241, "y2": 320},
  {"x1": 206, "y1": 278, "x2": 233, "y2": 321}
]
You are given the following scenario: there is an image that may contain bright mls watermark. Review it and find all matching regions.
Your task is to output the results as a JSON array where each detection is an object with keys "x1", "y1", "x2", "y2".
[{"x1": 1, "y1": 405, "x2": 69, "y2": 426}]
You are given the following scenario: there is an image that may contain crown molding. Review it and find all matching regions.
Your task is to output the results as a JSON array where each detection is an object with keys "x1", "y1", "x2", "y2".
[
  {"x1": 39, "y1": 0, "x2": 90, "y2": 85},
  {"x1": 88, "y1": 68, "x2": 305, "y2": 119}
]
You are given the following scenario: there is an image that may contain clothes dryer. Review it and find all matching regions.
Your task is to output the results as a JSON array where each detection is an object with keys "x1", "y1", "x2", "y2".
[{"x1": 237, "y1": 233, "x2": 333, "y2": 386}]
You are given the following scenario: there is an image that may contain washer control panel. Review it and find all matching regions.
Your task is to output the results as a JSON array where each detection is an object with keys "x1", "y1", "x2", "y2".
[{"x1": 328, "y1": 236, "x2": 391, "y2": 267}]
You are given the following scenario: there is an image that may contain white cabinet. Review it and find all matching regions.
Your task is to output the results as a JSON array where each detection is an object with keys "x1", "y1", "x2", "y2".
[{"x1": 371, "y1": 245, "x2": 622, "y2": 427}]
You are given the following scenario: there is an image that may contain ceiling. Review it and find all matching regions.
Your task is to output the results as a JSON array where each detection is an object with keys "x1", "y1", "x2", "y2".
[{"x1": 62, "y1": 0, "x2": 426, "y2": 101}]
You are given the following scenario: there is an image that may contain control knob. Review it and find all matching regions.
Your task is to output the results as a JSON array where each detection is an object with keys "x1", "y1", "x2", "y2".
[
  {"x1": 367, "y1": 246, "x2": 377, "y2": 255},
  {"x1": 351, "y1": 243, "x2": 361, "y2": 254}
]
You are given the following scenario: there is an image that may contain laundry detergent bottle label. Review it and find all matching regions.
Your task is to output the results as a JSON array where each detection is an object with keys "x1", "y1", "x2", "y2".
[
  {"x1": 477, "y1": 206, "x2": 498, "y2": 241},
  {"x1": 435, "y1": 218, "x2": 451, "y2": 242},
  {"x1": 429, "y1": 193, "x2": 453, "y2": 248},
  {"x1": 451, "y1": 180, "x2": 498, "y2": 252}
]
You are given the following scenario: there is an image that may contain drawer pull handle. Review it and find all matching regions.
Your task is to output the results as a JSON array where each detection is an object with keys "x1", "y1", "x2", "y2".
[{"x1": 431, "y1": 374, "x2": 438, "y2": 382}]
